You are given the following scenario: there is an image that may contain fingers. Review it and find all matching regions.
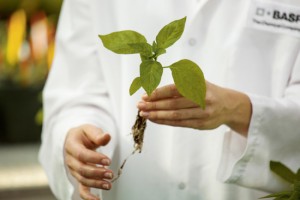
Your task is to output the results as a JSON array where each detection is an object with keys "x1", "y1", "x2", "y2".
[
  {"x1": 150, "y1": 119, "x2": 204, "y2": 129},
  {"x1": 82, "y1": 125, "x2": 111, "y2": 147},
  {"x1": 143, "y1": 84, "x2": 182, "y2": 101},
  {"x1": 79, "y1": 184, "x2": 100, "y2": 200},
  {"x1": 137, "y1": 97, "x2": 197, "y2": 111},
  {"x1": 65, "y1": 125, "x2": 112, "y2": 166},
  {"x1": 138, "y1": 81, "x2": 232, "y2": 131},
  {"x1": 67, "y1": 141, "x2": 111, "y2": 166},
  {"x1": 70, "y1": 167, "x2": 112, "y2": 190},
  {"x1": 65, "y1": 144, "x2": 114, "y2": 191},
  {"x1": 64, "y1": 125, "x2": 114, "y2": 200},
  {"x1": 66, "y1": 155, "x2": 113, "y2": 181},
  {"x1": 139, "y1": 108, "x2": 209, "y2": 121},
  {"x1": 76, "y1": 145, "x2": 111, "y2": 166},
  {"x1": 150, "y1": 118, "x2": 220, "y2": 130}
]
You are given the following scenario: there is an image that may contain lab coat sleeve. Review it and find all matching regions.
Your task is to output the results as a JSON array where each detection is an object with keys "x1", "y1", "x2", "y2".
[
  {"x1": 218, "y1": 53, "x2": 300, "y2": 193},
  {"x1": 38, "y1": 1, "x2": 117, "y2": 199}
]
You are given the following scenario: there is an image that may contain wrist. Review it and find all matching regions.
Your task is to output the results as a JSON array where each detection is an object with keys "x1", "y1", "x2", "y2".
[{"x1": 224, "y1": 89, "x2": 252, "y2": 137}]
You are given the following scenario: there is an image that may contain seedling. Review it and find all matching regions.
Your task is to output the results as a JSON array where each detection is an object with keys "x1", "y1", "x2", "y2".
[{"x1": 99, "y1": 17, "x2": 206, "y2": 181}]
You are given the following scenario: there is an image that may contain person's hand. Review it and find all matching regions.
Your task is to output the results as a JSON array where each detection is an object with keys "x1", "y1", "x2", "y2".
[
  {"x1": 137, "y1": 82, "x2": 252, "y2": 136},
  {"x1": 64, "y1": 124, "x2": 114, "y2": 200}
]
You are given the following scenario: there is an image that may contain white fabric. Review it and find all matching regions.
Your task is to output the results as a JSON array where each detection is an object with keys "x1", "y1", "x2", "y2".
[{"x1": 39, "y1": 0, "x2": 300, "y2": 199}]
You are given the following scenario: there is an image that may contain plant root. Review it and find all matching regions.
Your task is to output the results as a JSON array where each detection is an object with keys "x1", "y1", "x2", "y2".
[
  {"x1": 131, "y1": 110, "x2": 147, "y2": 153},
  {"x1": 111, "y1": 111, "x2": 147, "y2": 183}
]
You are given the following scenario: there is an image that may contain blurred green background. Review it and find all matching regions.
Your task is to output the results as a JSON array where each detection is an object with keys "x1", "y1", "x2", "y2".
[
  {"x1": 0, "y1": 0, "x2": 62, "y2": 143},
  {"x1": 0, "y1": 2, "x2": 62, "y2": 199},
  {"x1": 0, "y1": 0, "x2": 62, "y2": 18}
]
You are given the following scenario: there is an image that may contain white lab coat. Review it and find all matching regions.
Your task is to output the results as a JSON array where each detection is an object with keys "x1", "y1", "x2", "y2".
[{"x1": 39, "y1": 0, "x2": 300, "y2": 199}]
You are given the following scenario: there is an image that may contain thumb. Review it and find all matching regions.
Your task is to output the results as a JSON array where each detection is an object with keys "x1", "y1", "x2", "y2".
[{"x1": 82, "y1": 124, "x2": 111, "y2": 147}]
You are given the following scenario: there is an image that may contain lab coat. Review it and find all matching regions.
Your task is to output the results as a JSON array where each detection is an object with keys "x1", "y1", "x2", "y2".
[{"x1": 39, "y1": 0, "x2": 300, "y2": 199}]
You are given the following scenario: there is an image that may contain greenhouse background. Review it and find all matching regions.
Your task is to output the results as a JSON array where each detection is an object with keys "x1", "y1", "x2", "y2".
[{"x1": 0, "y1": 0, "x2": 62, "y2": 199}]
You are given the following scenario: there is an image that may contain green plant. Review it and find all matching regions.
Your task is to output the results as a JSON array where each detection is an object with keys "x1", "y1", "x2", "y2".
[
  {"x1": 99, "y1": 17, "x2": 206, "y2": 181},
  {"x1": 99, "y1": 17, "x2": 206, "y2": 108},
  {"x1": 260, "y1": 161, "x2": 300, "y2": 200}
]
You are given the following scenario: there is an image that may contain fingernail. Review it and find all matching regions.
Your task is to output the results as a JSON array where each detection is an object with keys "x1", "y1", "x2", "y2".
[
  {"x1": 139, "y1": 111, "x2": 149, "y2": 118},
  {"x1": 101, "y1": 158, "x2": 111, "y2": 166},
  {"x1": 102, "y1": 183, "x2": 110, "y2": 190},
  {"x1": 137, "y1": 101, "x2": 146, "y2": 109},
  {"x1": 104, "y1": 172, "x2": 113, "y2": 179}
]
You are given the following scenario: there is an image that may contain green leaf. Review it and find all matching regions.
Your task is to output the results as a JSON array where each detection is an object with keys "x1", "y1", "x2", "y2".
[
  {"x1": 152, "y1": 41, "x2": 158, "y2": 52},
  {"x1": 275, "y1": 197, "x2": 290, "y2": 200},
  {"x1": 289, "y1": 181, "x2": 300, "y2": 200},
  {"x1": 129, "y1": 77, "x2": 142, "y2": 95},
  {"x1": 128, "y1": 43, "x2": 153, "y2": 57},
  {"x1": 270, "y1": 161, "x2": 296, "y2": 184},
  {"x1": 140, "y1": 54, "x2": 149, "y2": 62},
  {"x1": 296, "y1": 169, "x2": 300, "y2": 181},
  {"x1": 260, "y1": 191, "x2": 292, "y2": 199},
  {"x1": 156, "y1": 17, "x2": 186, "y2": 49},
  {"x1": 99, "y1": 30, "x2": 147, "y2": 54},
  {"x1": 155, "y1": 48, "x2": 166, "y2": 57},
  {"x1": 140, "y1": 60, "x2": 163, "y2": 96},
  {"x1": 169, "y1": 59, "x2": 206, "y2": 109}
]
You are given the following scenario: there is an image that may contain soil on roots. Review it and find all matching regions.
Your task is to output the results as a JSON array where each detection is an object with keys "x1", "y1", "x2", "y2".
[{"x1": 111, "y1": 111, "x2": 147, "y2": 182}]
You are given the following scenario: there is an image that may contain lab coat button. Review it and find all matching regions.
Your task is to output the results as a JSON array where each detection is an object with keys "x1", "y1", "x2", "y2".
[
  {"x1": 178, "y1": 182, "x2": 186, "y2": 190},
  {"x1": 188, "y1": 38, "x2": 197, "y2": 46}
]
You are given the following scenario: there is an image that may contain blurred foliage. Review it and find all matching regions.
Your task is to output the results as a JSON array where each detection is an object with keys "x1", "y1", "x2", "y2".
[
  {"x1": 0, "y1": 0, "x2": 62, "y2": 142},
  {"x1": 0, "y1": 0, "x2": 62, "y2": 88},
  {"x1": 0, "y1": 0, "x2": 62, "y2": 18}
]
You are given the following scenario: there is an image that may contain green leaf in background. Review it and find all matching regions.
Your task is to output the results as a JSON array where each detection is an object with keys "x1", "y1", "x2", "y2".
[
  {"x1": 259, "y1": 191, "x2": 292, "y2": 199},
  {"x1": 99, "y1": 30, "x2": 147, "y2": 54},
  {"x1": 128, "y1": 43, "x2": 153, "y2": 57},
  {"x1": 260, "y1": 161, "x2": 300, "y2": 200},
  {"x1": 270, "y1": 161, "x2": 296, "y2": 184},
  {"x1": 169, "y1": 59, "x2": 206, "y2": 109},
  {"x1": 289, "y1": 181, "x2": 300, "y2": 200},
  {"x1": 140, "y1": 60, "x2": 163, "y2": 96},
  {"x1": 296, "y1": 169, "x2": 300, "y2": 181},
  {"x1": 156, "y1": 17, "x2": 186, "y2": 49},
  {"x1": 129, "y1": 77, "x2": 142, "y2": 95},
  {"x1": 275, "y1": 196, "x2": 290, "y2": 199}
]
